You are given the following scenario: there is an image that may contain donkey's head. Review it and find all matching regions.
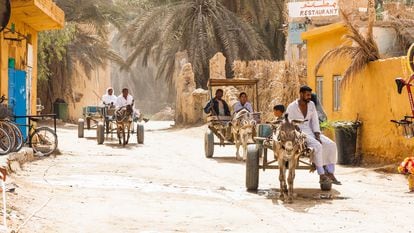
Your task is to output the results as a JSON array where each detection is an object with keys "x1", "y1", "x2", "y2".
[
  {"x1": 116, "y1": 104, "x2": 134, "y2": 122},
  {"x1": 234, "y1": 110, "x2": 256, "y2": 136},
  {"x1": 276, "y1": 114, "x2": 303, "y2": 159}
]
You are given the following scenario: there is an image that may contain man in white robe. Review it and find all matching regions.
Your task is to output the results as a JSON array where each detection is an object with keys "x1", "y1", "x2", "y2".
[
  {"x1": 102, "y1": 87, "x2": 117, "y2": 106},
  {"x1": 115, "y1": 88, "x2": 134, "y2": 110},
  {"x1": 286, "y1": 85, "x2": 341, "y2": 185}
]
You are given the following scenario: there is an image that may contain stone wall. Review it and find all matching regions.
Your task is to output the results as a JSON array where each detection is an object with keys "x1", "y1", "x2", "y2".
[
  {"x1": 174, "y1": 52, "x2": 209, "y2": 125},
  {"x1": 173, "y1": 52, "x2": 306, "y2": 125},
  {"x1": 67, "y1": 62, "x2": 111, "y2": 121},
  {"x1": 233, "y1": 59, "x2": 307, "y2": 121}
]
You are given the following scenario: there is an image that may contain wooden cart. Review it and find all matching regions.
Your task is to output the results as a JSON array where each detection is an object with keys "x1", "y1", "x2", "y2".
[
  {"x1": 245, "y1": 124, "x2": 332, "y2": 191},
  {"x1": 204, "y1": 79, "x2": 261, "y2": 158},
  {"x1": 78, "y1": 105, "x2": 144, "y2": 145}
]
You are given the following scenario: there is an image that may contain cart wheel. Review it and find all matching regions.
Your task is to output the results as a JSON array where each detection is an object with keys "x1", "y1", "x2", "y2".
[
  {"x1": 320, "y1": 181, "x2": 332, "y2": 191},
  {"x1": 86, "y1": 117, "x2": 91, "y2": 130},
  {"x1": 137, "y1": 124, "x2": 144, "y2": 144},
  {"x1": 78, "y1": 118, "x2": 84, "y2": 138},
  {"x1": 246, "y1": 145, "x2": 259, "y2": 191},
  {"x1": 204, "y1": 129, "x2": 214, "y2": 158},
  {"x1": 407, "y1": 43, "x2": 414, "y2": 73},
  {"x1": 97, "y1": 122, "x2": 104, "y2": 144}
]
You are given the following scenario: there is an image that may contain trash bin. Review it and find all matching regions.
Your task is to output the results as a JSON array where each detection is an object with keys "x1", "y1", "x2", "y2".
[
  {"x1": 53, "y1": 99, "x2": 68, "y2": 121},
  {"x1": 333, "y1": 121, "x2": 361, "y2": 165}
]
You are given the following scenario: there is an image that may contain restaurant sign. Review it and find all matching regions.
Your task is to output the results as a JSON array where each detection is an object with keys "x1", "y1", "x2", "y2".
[{"x1": 288, "y1": 0, "x2": 339, "y2": 18}]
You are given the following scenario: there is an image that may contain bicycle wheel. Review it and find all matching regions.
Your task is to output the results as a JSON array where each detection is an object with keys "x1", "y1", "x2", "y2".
[
  {"x1": 0, "y1": 128, "x2": 11, "y2": 155},
  {"x1": 30, "y1": 127, "x2": 58, "y2": 156},
  {"x1": 0, "y1": 121, "x2": 16, "y2": 151},
  {"x1": 8, "y1": 121, "x2": 23, "y2": 152}
]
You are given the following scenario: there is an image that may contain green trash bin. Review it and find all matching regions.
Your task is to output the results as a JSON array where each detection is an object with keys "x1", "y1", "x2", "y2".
[{"x1": 54, "y1": 102, "x2": 68, "y2": 121}]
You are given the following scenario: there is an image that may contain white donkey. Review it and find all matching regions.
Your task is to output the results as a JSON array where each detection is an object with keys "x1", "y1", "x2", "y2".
[{"x1": 231, "y1": 109, "x2": 257, "y2": 161}]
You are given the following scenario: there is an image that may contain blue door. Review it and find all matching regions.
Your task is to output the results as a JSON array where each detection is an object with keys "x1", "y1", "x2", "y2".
[{"x1": 8, "y1": 68, "x2": 27, "y2": 138}]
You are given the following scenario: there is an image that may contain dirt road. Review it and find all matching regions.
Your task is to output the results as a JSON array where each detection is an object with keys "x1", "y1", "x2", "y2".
[{"x1": 5, "y1": 121, "x2": 414, "y2": 232}]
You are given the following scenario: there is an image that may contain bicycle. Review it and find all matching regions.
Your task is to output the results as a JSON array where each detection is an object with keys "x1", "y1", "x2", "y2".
[
  {"x1": 0, "y1": 98, "x2": 13, "y2": 155},
  {"x1": 12, "y1": 115, "x2": 58, "y2": 156},
  {"x1": 390, "y1": 43, "x2": 414, "y2": 138},
  {"x1": 391, "y1": 74, "x2": 414, "y2": 138},
  {"x1": 0, "y1": 95, "x2": 58, "y2": 156}
]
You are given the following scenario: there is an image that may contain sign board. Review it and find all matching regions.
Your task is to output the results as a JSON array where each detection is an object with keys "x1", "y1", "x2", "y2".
[
  {"x1": 288, "y1": 23, "x2": 306, "y2": 45},
  {"x1": 288, "y1": 0, "x2": 339, "y2": 18}
]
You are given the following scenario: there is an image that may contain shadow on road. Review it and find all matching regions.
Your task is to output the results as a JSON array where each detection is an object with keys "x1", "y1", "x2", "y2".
[
  {"x1": 210, "y1": 156, "x2": 245, "y2": 164},
  {"x1": 251, "y1": 188, "x2": 349, "y2": 213},
  {"x1": 81, "y1": 136, "x2": 144, "y2": 150}
]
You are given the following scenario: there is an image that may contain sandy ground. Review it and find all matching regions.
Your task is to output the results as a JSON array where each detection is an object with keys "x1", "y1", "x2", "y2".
[{"x1": 3, "y1": 121, "x2": 414, "y2": 233}]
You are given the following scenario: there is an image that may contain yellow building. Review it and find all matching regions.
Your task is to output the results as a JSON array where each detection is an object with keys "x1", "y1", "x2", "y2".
[
  {"x1": 0, "y1": 0, "x2": 64, "y2": 116},
  {"x1": 302, "y1": 22, "x2": 414, "y2": 163}
]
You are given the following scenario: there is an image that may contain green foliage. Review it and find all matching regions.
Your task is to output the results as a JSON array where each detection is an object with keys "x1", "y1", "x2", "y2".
[
  {"x1": 320, "y1": 120, "x2": 334, "y2": 132},
  {"x1": 56, "y1": 0, "x2": 126, "y2": 37},
  {"x1": 38, "y1": 0, "x2": 126, "y2": 81},
  {"x1": 123, "y1": 0, "x2": 271, "y2": 88},
  {"x1": 37, "y1": 24, "x2": 76, "y2": 81}
]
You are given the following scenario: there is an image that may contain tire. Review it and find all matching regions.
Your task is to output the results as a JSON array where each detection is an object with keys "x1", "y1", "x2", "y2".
[
  {"x1": 407, "y1": 43, "x2": 414, "y2": 73},
  {"x1": 204, "y1": 129, "x2": 214, "y2": 158},
  {"x1": 137, "y1": 124, "x2": 144, "y2": 144},
  {"x1": 0, "y1": 128, "x2": 12, "y2": 155},
  {"x1": 0, "y1": 122, "x2": 16, "y2": 152},
  {"x1": 97, "y1": 123, "x2": 104, "y2": 145},
  {"x1": 78, "y1": 119, "x2": 84, "y2": 138},
  {"x1": 8, "y1": 122, "x2": 23, "y2": 152},
  {"x1": 320, "y1": 181, "x2": 332, "y2": 191},
  {"x1": 246, "y1": 144, "x2": 260, "y2": 191},
  {"x1": 86, "y1": 117, "x2": 91, "y2": 130},
  {"x1": 30, "y1": 127, "x2": 58, "y2": 156}
]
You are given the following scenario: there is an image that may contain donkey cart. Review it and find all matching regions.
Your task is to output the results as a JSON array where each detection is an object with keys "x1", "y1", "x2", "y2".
[
  {"x1": 245, "y1": 124, "x2": 332, "y2": 192},
  {"x1": 78, "y1": 105, "x2": 144, "y2": 145},
  {"x1": 204, "y1": 79, "x2": 261, "y2": 159}
]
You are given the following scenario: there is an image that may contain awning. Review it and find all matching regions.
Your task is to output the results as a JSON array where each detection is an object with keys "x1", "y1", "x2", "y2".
[{"x1": 11, "y1": 0, "x2": 64, "y2": 31}]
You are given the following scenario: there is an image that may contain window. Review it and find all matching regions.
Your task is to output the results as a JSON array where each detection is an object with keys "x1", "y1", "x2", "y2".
[
  {"x1": 333, "y1": 75, "x2": 343, "y2": 111},
  {"x1": 316, "y1": 76, "x2": 323, "y2": 105}
]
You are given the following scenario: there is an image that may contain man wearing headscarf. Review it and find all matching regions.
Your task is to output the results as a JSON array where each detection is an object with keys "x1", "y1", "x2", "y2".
[{"x1": 102, "y1": 87, "x2": 117, "y2": 106}]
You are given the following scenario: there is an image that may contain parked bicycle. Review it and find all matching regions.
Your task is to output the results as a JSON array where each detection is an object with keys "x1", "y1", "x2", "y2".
[{"x1": 0, "y1": 95, "x2": 58, "y2": 156}]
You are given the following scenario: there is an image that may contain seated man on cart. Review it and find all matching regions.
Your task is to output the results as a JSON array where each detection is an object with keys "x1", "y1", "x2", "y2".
[
  {"x1": 204, "y1": 89, "x2": 231, "y2": 142},
  {"x1": 102, "y1": 87, "x2": 117, "y2": 106},
  {"x1": 115, "y1": 88, "x2": 134, "y2": 110},
  {"x1": 102, "y1": 87, "x2": 117, "y2": 121},
  {"x1": 203, "y1": 89, "x2": 231, "y2": 116},
  {"x1": 233, "y1": 92, "x2": 253, "y2": 113},
  {"x1": 285, "y1": 85, "x2": 341, "y2": 185}
]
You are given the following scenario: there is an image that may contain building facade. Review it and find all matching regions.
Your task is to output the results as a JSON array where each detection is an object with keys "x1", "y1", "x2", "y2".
[
  {"x1": 0, "y1": 0, "x2": 64, "y2": 120},
  {"x1": 302, "y1": 22, "x2": 414, "y2": 163}
]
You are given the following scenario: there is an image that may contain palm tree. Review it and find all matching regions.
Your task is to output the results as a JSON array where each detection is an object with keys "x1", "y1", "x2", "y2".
[
  {"x1": 221, "y1": 0, "x2": 287, "y2": 60},
  {"x1": 57, "y1": 0, "x2": 125, "y2": 36},
  {"x1": 38, "y1": 0, "x2": 125, "y2": 110},
  {"x1": 315, "y1": 1, "x2": 379, "y2": 83},
  {"x1": 123, "y1": 0, "x2": 271, "y2": 88}
]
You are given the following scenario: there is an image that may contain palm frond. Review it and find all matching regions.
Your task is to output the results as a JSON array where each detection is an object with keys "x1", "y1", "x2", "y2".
[
  {"x1": 315, "y1": 10, "x2": 379, "y2": 83},
  {"x1": 124, "y1": 0, "x2": 271, "y2": 88}
]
